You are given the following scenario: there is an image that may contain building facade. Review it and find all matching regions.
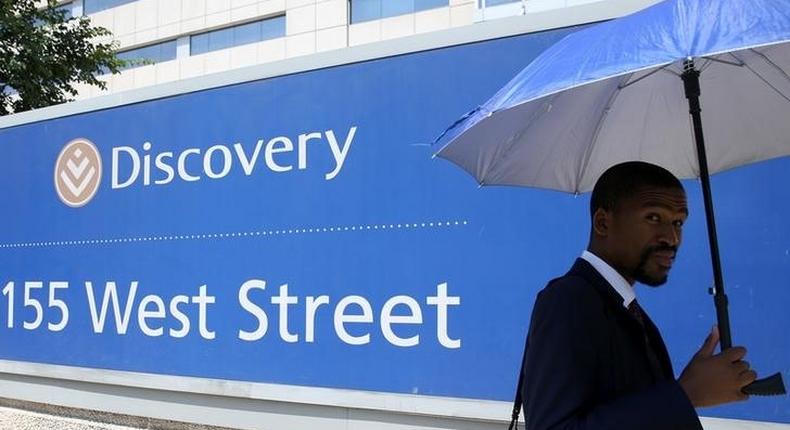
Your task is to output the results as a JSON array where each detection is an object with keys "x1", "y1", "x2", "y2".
[{"x1": 56, "y1": 0, "x2": 609, "y2": 98}]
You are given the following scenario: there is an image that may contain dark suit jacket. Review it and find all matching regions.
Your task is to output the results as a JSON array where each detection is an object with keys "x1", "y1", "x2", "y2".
[{"x1": 521, "y1": 258, "x2": 702, "y2": 430}]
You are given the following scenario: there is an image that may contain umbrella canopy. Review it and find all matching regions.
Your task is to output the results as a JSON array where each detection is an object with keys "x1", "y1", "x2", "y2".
[{"x1": 434, "y1": 0, "x2": 790, "y2": 193}]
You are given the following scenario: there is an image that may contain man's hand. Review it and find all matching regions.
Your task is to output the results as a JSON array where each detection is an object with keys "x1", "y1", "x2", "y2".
[{"x1": 678, "y1": 325, "x2": 757, "y2": 408}]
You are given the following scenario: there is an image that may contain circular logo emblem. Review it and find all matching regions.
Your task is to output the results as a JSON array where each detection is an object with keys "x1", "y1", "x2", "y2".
[{"x1": 54, "y1": 138, "x2": 102, "y2": 207}]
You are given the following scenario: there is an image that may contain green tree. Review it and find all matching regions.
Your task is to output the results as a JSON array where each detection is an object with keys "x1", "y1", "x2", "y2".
[{"x1": 0, "y1": 0, "x2": 126, "y2": 115}]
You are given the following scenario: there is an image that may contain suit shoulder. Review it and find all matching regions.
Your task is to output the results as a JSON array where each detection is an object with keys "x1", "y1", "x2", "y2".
[
  {"x1": 533, "y1": 273, "x2": 606, "y2": 317},
  {"x1": 539, "y1": 273, "x2": 601, "y2": 302}
]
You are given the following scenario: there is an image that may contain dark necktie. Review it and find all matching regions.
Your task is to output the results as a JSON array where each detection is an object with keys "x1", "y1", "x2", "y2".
[
  {"x1": 628, "y1": 300, "x2": 646, "y2": 327},
  {"x1": 628, "y1": 300, "x2": 666, "y2": 380}
]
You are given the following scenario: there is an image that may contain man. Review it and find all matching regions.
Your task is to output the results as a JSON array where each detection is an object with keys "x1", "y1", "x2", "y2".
[{"x1": 521, "y1": 161, "x2": 757, "y2": 430}]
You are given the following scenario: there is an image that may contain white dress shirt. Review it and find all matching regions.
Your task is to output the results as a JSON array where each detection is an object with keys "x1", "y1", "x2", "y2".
[{"x1": 580, "y1": 250, "x2": 636, "y2": 309}]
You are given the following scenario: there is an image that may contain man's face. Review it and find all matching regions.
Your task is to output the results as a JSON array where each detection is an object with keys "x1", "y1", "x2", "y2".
[{"x1": 608, "y1": 186, "x2": 689, "y2": 286}]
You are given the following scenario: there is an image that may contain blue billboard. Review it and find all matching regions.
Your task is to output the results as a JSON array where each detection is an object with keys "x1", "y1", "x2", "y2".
[{"x1": 1, "y1": 27, "x2": 788, "y2": 423}]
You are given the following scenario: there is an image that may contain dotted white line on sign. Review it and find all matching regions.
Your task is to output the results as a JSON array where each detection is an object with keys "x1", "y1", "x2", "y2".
[{"x1": 0, "y1": 220, "x2": 470, "y2": 249}]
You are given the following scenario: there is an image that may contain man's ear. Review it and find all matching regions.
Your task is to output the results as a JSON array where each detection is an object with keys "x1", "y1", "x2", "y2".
[{"x1": 592, "y1": 207, "x2": 611, "y2": 237}]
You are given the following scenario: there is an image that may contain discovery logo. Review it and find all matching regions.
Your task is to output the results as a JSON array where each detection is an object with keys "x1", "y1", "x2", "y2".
[
  {"x1": 53, "y1": 126, "x2": 357, "y2": 208},
  {"x1": 54, "y1": 139, "x2": 102, "y2": 207}
]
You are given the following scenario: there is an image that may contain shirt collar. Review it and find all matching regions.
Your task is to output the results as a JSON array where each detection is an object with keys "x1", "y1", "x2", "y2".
[{"x1": 580, "y1": 250, "x2": 636, "y2": 309}]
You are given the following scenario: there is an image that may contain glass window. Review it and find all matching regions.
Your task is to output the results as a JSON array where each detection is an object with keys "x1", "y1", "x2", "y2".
[
  {"x1": 55, "y1": 2, "x2": 73, "y2": 19},
  {"x1": 189, "y1": 16, "x2": 286, "y2": 56},
  {"x1": 260, "y1": 16, "x2": 286, "y2": 40},
  {"x1": 233, "y1": 21, "x2": 261, "y2": 46},
  {"x1": 34, "y1": 2, "x2": 73, "y2": 26},
  {"x1": 350, "y1": 0, "x2": 448, "y2": 23},
  {"x1": 350, "y1": 0, "x2": 380, "y2": 23},
  {"x1": 190, "y1": 33, "x2": 209, "y2": 56},
  {"x1": 84, "y1": 0, "x2": 137, "y2": 15},
  {"x1": 415, "y1": 0, "x2": 447, "y2": 12},
  {"x1": 481, "y1": 0, "x2": 520, "y2": 6},
  {"x1": 382, "y1": 0, "x2": 414, "y2": 19},
  {"x1": 115, "y1": 39, "x2": 177, "y2": 71},
  {"x1": 207, "y1": 27, "x2": 234, "y2": 52}
]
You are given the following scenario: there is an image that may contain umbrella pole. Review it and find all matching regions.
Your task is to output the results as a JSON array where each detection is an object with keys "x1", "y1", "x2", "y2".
[
  {"x1": 681, "y1": 59, "x2": 785, "y2": 396},
  {"x1": 680, "y1": 60, "x2": 733, "y2": 351}
]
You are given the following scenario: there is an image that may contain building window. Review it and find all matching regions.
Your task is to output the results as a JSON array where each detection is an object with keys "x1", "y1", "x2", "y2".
[
  {"x1": 475, "y1": 0, "x2": 523, "y2": 21},
  {"x1": 35, "y1": 2, "x2": 73, "y2": 26},
  {"x1": 115, "y1": 39, "x2": 178, "y2": 71},
  {"x1": 190, "y1": 16, "x2": 286, "y2": 56},
  {"x1": 54, "y1": 2, "x2": 74, "y2": 19},
  {"x1": 478, "y1": 0, "x2": 520, "y2": 6},
  {"x1": 350, "y1": 0, "x2": 449, "y2": 24},
  {"x1": 84, "y1": 0, "x2": 137, "y2": 14}
]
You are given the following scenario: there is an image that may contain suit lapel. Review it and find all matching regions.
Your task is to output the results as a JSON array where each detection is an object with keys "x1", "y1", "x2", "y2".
[
  {"x1": 567, "y1": 258, "x2": 674, "y2": 381},
  {"x1": 567, "y1": 258, "x2": 641, "y2": 330},
  {"x1": 640, "y1": 310, "x2": 676, "y2": 379}
]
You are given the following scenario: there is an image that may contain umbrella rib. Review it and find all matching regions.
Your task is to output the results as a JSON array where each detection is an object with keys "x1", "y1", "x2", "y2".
[
  {"x1": 735, "y1": 50, "x2": 790, "y2": 103},
  {"x1": 659, "y1": 65, "x2": 683, "y2": 78},
  {"x1": 480, "y1": 94, "x2": 559, "y2": 186},
  {"x1": 744, "y1": 49, "x2": 790, "y2": 102},
  {"x1": 701, "y1": 55, "x2": 745, "y2": 68},
  {"x1": 698, "y1": 58, "x2": 714, "y2": 74},
  {"x1": 576, "y1": 74, "x2": 631, "y2": 192},
  {"x1": 618, "y1": 65, "x2": 670, "y2": 90}
]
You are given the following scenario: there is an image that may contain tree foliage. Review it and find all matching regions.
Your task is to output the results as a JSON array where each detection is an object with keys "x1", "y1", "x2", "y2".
[{"x1": 0, "y1": 0, "x2": 126, "y2": 115}]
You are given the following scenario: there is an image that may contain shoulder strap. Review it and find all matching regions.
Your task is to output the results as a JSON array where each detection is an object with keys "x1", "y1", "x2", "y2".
[{"x1": 508, "y1": 336, "x2": 529, "y2": 430}]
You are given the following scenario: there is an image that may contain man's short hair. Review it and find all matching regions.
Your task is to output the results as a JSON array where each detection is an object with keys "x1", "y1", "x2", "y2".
[{"x1": 590, "y1": 161, "x2": 684, "y2": 217}]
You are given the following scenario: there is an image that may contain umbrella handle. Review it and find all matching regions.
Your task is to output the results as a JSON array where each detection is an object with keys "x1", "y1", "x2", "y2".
[
  {"x1": 743, "y1": 373, "x2": 787, "y2": 396},
  {"x1": 712, "y1": 292, "x2": 786, "y2": 396}
]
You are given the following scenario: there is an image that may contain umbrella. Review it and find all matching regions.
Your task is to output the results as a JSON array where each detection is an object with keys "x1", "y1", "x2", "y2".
[{"x1": 433, "y1": 0, "x2": 789, "y2": 412}]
